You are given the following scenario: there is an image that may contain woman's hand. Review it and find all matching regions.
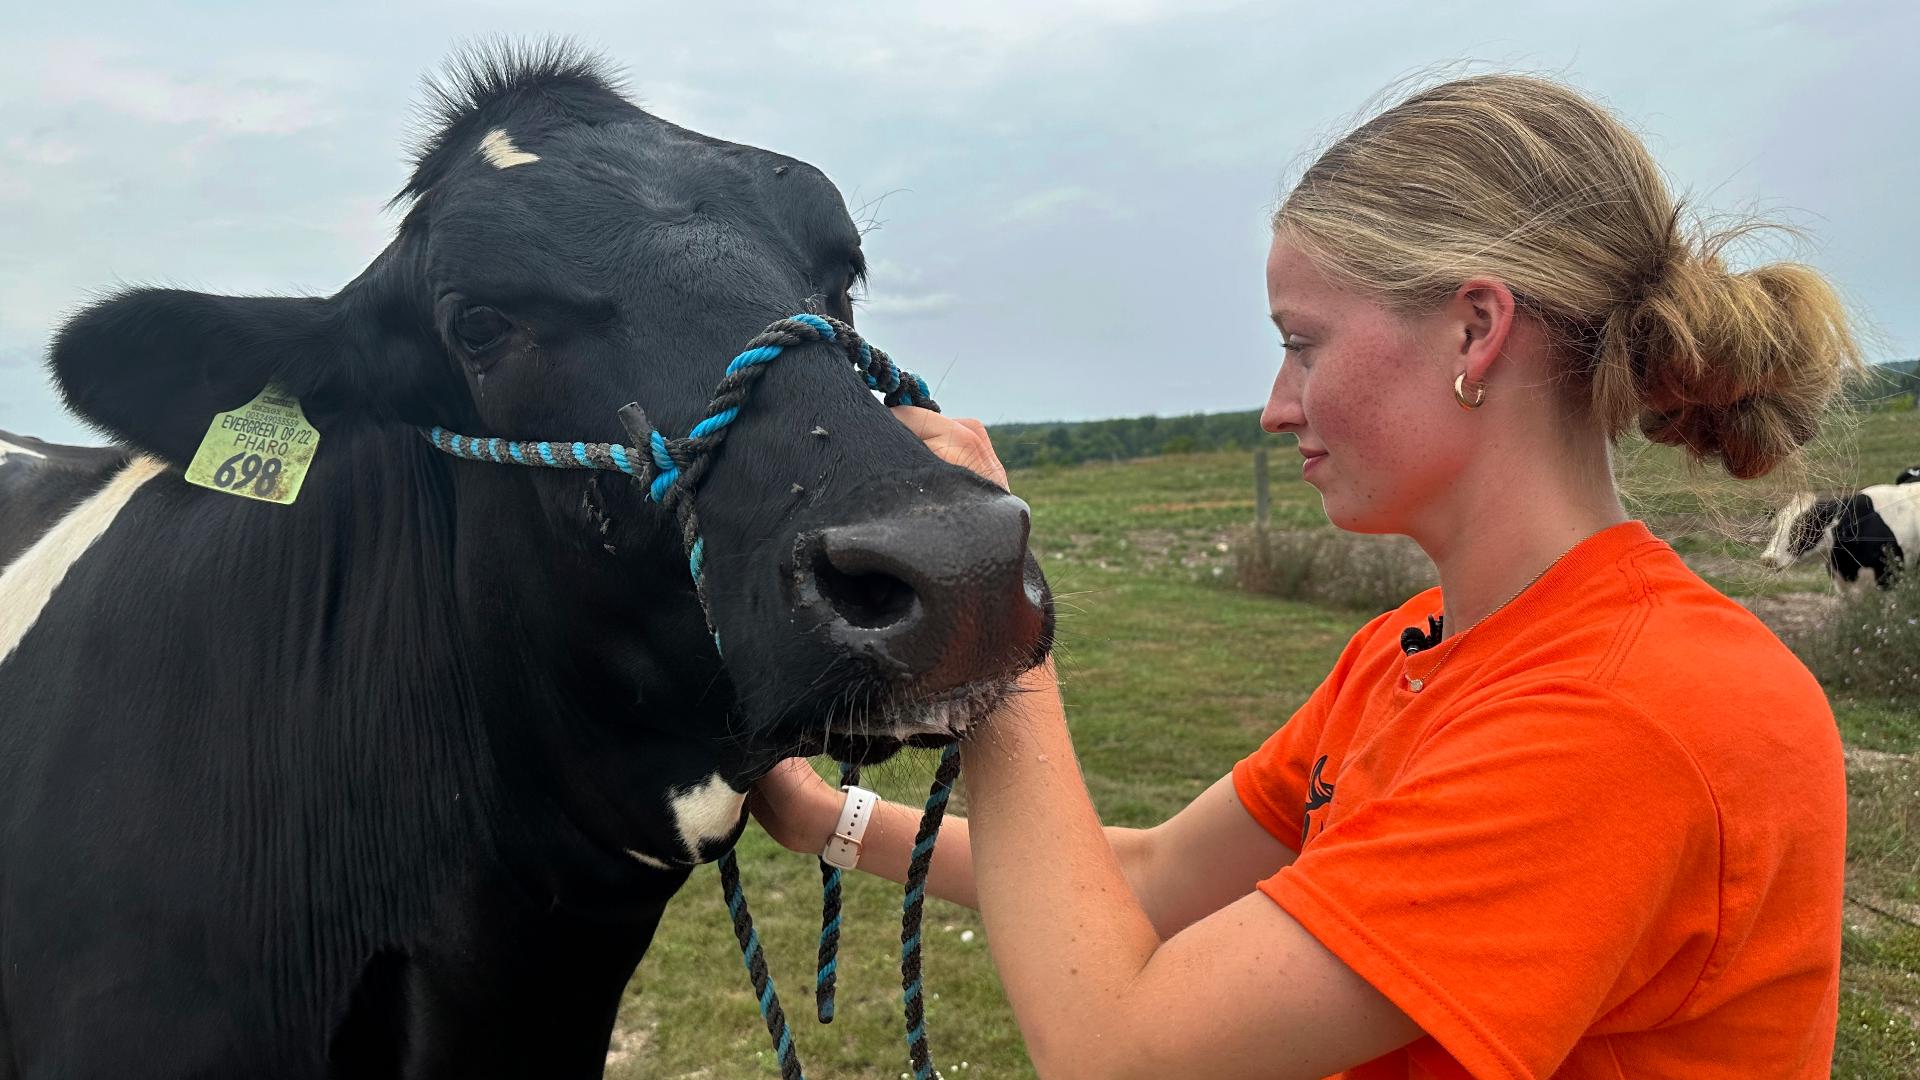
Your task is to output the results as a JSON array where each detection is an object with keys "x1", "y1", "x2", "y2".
[
  {"x1": 891, "y1": 406, "x2": 1010, "y2": 491},
  {"x1": 746, "y1": 757, "x2": 840, "y2": 855}
]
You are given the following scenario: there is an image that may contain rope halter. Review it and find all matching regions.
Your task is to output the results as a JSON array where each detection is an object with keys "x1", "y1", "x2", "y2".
[{"x1": 419, "y1": 312, "x2": 961, "y2": 1080}]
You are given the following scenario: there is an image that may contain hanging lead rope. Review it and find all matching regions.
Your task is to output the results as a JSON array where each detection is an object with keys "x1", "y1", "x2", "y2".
[
  {"x1": 720, "y1": 848, "x2": 807, "y2": 1080},
  {"x1": 902, "y1": 745, "x2": 964, "y2": 1080},
  {"x1": 817, "y1": 760, "x2": 861, "y2": 1024},
  {"x1": 419, "y1": 313, "x2": 962, "y2": 1080}
]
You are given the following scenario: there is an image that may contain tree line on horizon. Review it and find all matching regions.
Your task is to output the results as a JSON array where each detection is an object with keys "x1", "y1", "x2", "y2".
[{"x1": 993, "y1": 358, "x2": 1918, "y2": 470}]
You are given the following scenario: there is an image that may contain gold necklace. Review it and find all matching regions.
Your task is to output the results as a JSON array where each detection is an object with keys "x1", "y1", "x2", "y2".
[{"x1": 1405, "y1": 542, "x2": 1581, "y2": 693}]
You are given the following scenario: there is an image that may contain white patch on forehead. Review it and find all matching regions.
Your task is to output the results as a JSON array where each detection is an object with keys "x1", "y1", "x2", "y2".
[
  {"x1": 0, "y1": 456, "x2": 166, "y2": 668},
  {"x1": 478, "y1": 128, "x2": 540, "y2": 169},
  {"x1": 0, "y1": 436, "x2": 49, "y2": 463},
  {"x1": 670, "y1": 773, "x2": 748, "y2": 862}
]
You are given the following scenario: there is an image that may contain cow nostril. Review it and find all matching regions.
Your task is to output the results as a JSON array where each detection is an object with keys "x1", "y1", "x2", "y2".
[{"x1": 813, "y1": 551, "x2": 918, "y2": 630}]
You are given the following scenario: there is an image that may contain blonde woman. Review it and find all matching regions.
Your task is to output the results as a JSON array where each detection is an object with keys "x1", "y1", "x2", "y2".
[{"x1": 753, "y1": 74, "x2": 1854, "y2": 1079}]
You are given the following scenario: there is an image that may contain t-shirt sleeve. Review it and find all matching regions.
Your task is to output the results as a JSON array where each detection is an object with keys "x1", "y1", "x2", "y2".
[
  {"x1": 1232, "y1": 611, "x2": 1395, "y2": 850},
  {"x1": 1257, "y1": 680, "x2": 1722, "y2": 1080},
  {"x1": 1232, "y1": 693, "x2": 1324, "y2": 851}
]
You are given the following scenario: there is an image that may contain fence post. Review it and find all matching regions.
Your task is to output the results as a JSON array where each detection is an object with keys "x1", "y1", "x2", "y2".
[
  {"x1": 1253, "y1": 446, "x2": 1270, "y2": 530},
  {"x1": 1251, "y1": 446, "x2": 1272, "y2": 578}
]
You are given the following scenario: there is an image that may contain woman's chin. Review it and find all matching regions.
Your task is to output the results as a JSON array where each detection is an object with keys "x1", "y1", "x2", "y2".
[{"x1": 1319, "y1": 500, "x2": 1396, "y2": 536}]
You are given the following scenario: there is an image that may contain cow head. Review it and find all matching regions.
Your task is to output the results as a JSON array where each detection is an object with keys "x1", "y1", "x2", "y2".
[
  {"x1": 1760, "y1": 492, "x2": 1841, "y2": 570},
  {"x1": 47, "y1": 49, "x2": 1053, "y2": 800}
]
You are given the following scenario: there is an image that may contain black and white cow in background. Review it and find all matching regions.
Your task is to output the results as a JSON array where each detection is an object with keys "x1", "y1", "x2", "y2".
[
  {"x1": 1897, "y1": 464, "x2": 1920, "y2": 485},
  {"x1": 1760, "y1": 483, "x2": 1920, "y2": 590},
  {"x1": 0, "y1": 48, "x2": 1052, "y2": 1079}
]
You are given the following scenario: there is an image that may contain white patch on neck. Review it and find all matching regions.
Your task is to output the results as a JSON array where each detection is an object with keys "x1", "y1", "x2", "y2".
[
  {"x1": 478, "y1": 128, "x2": 540, "y2": 169},
  {"x1": 670, "y1": 773, "x2": 747, "y2": 862},
  {"x1": 0, "y1": 436, "x2": 49, "y2": 463},
  {"x1": 625, "y1": 848, "x2": 675, "y2": 871},
  {"x1": 0, "y1": 456, "x2": 166, "y2": 668}
]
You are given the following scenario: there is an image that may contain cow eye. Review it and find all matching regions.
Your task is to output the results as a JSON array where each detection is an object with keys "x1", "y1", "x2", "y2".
[{"x1": 454, "y1": 305, "x2": 513, "y2": 351}]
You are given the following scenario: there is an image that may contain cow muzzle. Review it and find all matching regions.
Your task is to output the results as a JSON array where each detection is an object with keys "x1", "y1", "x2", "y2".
[{"x1": 790, "y1": 491, "x2": 1051, "y2": 704}]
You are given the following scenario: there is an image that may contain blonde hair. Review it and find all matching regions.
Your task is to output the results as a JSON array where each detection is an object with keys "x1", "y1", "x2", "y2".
[{"x1": 1274, "y1": 73, "x2": 1862, "y2": 480}]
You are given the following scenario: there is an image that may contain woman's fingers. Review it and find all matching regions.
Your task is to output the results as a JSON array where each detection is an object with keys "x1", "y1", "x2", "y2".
[{"x1": 891, "y1": 406, "x2": 1010, "y2": 490}]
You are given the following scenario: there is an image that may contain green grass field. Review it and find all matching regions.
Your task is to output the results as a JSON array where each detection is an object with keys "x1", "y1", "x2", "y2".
[{"x1": 613, "y1": 406, "x2": 1919, "y2": 1079}]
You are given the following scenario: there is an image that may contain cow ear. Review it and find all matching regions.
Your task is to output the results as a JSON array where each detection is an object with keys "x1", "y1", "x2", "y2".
[{"x1": 50, "y1": 288, "x2": 429, "y2": 465}]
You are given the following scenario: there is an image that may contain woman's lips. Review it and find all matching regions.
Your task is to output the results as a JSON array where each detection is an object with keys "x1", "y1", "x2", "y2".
[{"x1": 1301, "y1": 450, "x2": 1328, "y2": 477}]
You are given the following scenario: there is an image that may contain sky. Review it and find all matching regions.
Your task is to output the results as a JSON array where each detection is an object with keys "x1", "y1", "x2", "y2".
[{"x1": 2, "y1": 0, "x2": 1914, "y2": 445}]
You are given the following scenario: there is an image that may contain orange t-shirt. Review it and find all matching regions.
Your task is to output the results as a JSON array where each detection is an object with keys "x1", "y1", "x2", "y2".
[{"x1": 1232, "y1": 521, "x2": 1844, "y2": 1079}]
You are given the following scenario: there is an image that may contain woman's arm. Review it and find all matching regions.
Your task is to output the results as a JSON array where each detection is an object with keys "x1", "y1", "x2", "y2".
[
  {"x1": 750, "y1": 750, "x2": 1297, "y2": 939},
  {"x1": 964, "y1": 664, "x2": 1422, "y2": 1080}
]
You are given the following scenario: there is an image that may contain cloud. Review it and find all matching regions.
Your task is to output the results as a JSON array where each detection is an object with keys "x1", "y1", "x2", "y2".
[
  {"x1": 862, "y1": 0, "x2": 1241, "y2": 48},
  {"x1": 6, "y1": 134, "x2": 81, "y2": 166},
  {"x1": 863, "y1": 290, "x2": 960, "y2": 319},
  {"x1": 1003, "y1": 185, "x2": 1134, "y2": 224},
  {"x1": 33, "y1": 39, "x2": 344, "y2": 137}
]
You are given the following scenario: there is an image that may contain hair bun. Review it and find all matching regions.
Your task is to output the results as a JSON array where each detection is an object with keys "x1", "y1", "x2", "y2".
[
  {"x1": 1607, "y1": 238, "x2": 1853, "y2": 480},
  {"x1": 1640, "y1": 394, "x2": 1820, "y2": 481}
]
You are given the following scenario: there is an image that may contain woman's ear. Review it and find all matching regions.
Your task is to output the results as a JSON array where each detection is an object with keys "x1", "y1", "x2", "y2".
[
  {"x1": 1449, "y1": 277, "x2": 1518, "y2": 386},
  {"x1": 50, "y1": 286, "x2": 441, "y2": 465}
]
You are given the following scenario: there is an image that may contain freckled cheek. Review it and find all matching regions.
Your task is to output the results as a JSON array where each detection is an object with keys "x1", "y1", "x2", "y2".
[{"x1": 1304, "y1": 374, "x2": 1385, "y2": 462}]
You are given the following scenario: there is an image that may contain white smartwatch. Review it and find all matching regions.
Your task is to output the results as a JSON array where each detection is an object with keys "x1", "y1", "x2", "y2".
[{"x1": 821, "y1": 785, "x2": 880, "y2": 870}]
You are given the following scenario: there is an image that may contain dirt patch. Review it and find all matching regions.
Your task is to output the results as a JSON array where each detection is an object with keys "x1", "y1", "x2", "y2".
[
  {"x1": 1849, "y1": 747, "x2": 1915, "y2": 775},
  {"x1": 1846, "y1": 883, "x2": 1920, "y2": 936},
  {"x1": 1738, "y1": 591, "x2": 1841, "y2": 641},
  {"x1": 1121, "y1": 527, "x2": 1181, "y2": 561},
  {"x1": 1129, "y1": 498, "x2": 1254, "y2": 514},
  {"x1": 604, "y1": 1020, "x2": 654, "y2": 1068}
]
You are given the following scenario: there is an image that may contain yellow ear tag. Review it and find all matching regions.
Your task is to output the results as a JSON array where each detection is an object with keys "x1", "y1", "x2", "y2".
[{"x1": 184, "y1": 383, "x2": 321, "y2": 505}]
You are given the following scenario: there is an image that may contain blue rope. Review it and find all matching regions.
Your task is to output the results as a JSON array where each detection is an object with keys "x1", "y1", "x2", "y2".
[
  {"x1": 901, "y1": 745, "x2": 962, "y2": 1080},
  {"x1": 816, "y1": 761, "x2": 861, "y2": 1023},
  {"x1": 720, "y1": 849, "x2": 807, "y2": 1080},
  {"x1": 417, "y1": 313, "x2": 962, "y2": 1079},
  {"x1": 421, "y1": 313, "x2": 935, "y2": 646}
]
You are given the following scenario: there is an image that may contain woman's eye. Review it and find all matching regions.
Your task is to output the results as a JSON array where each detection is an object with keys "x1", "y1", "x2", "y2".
[{"x1": 454, "y1": 306, "x2": 513, "y2": 351}]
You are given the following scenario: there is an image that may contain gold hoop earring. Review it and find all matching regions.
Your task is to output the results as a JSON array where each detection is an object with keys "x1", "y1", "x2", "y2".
[{"x1": 1453, "y1": 372, "x2": 1487, "y2": 410}]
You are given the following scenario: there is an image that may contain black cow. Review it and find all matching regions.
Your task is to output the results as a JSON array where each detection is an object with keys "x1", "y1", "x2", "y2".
[
  {"x1": 1897, "y1": 465, "x2": 1919, "y2": 485},
  {"x1": 0, "y1": 430, "x2": 129, "y2": 569},
  {"x1": 0, "y1": 48, "x2": 1051, "y2": 1079},
  {"x1": 1760, "y1": 484, "x2": 1920, "y2": 590}
]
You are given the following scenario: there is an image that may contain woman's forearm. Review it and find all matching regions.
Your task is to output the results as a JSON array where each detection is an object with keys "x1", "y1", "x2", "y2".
[{"x1": 960, "y1": 662, "x2": 1163, "y2": 1076}]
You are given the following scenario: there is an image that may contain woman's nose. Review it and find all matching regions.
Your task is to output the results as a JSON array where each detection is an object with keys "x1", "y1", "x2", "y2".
[{"x1": 1260, "y1": 364, "x2": 1304, "y2": 433}]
